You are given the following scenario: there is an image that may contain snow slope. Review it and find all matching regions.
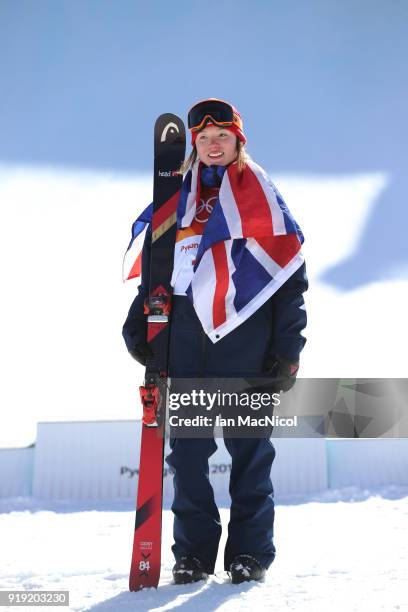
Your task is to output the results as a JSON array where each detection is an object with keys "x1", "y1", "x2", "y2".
[
  {"x1": 1, "y1": 166, "x2": 407, "y2": 447},
  {"x1": 1, "y1": 488, "x2": 407, "y2": 612}
]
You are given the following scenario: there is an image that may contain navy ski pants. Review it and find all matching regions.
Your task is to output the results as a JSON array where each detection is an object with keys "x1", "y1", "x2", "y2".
[{"x1": 165, "y1": 436, "x2": 276, "y2": 573}]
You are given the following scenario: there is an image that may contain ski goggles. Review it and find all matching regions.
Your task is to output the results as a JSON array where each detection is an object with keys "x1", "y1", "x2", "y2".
[
  {"x1": 188, "y1": 99, "x2": 236, "y2": 132},
  {"x1": 188, "y1": 98, "x2": 247, "y2": 144}
]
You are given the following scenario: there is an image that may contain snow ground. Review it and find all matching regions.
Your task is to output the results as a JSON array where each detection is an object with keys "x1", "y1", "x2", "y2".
[{"x1": 1, "y1": 487, "x2": 408, "y2": 612}]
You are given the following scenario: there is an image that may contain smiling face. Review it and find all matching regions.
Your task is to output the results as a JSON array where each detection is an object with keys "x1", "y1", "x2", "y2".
[{"x1": 195, "y1": 125, "x2": 238, "y2": 166}]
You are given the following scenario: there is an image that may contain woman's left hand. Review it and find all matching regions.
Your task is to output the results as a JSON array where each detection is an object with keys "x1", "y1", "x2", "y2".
[{"x1": 264, "y1": 355, "x2": 299, "y2": 392}]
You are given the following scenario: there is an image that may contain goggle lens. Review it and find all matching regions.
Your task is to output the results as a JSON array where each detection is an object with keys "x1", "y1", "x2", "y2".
[{"x1": 188, "y1": 100, "x2": 234, "y2": 131}]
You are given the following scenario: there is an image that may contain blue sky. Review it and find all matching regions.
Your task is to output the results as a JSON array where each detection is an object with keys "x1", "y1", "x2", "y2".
[{"x1": 1, "y1": 1, "x2": 407, "y2": 173}]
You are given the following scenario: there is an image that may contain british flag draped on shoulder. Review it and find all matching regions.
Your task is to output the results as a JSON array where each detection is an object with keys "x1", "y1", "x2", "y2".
[{"x1": 123, "y1": 159, "x2": 304, "y2": 342}]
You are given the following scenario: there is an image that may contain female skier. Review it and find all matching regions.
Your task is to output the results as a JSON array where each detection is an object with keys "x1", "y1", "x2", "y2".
[{"x1": 123, "y1": 98, "x2": 308, "y2": 584}]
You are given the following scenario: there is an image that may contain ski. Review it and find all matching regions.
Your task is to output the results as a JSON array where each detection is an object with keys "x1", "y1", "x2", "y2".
[{"x1": 129, "y1": 114, "x2": 186, "y2": 591}]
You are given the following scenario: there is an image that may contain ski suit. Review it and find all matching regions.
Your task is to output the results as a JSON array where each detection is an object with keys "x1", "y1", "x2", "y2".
[{"x1": 123, "y1": 164, "x2": 308, "y2": 573}]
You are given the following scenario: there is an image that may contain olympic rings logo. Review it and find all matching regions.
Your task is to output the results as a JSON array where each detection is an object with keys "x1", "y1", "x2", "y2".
[{"x1": 195, "y1": 196, "x2": 217, "y2": 222}]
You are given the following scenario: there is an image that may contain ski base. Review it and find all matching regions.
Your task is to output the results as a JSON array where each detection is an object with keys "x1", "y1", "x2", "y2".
[{"x1": 129, "y1": 424, "x2": 164, "y2": 591}]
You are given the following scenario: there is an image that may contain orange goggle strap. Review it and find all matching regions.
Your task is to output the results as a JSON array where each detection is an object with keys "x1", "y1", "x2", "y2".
[
  {"x1": 190, "y1": 114, "x2": 235, "y2": 133},
  {"x1": 190, "y1": 118, "x2": 247, "y2": 145}
]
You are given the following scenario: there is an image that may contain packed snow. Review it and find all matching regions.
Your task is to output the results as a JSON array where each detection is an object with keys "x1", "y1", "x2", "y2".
[{"x1": 1, "y1": 487, "x2": 407, "y2": 611}]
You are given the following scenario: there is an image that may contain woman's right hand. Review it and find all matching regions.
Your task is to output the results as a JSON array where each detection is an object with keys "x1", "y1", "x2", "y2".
[{"x1": 129, "y1": 342, "x2": 153, "y2": 366}]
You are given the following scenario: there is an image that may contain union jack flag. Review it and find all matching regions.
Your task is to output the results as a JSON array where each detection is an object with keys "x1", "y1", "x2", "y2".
[{"x1": 182, "y1": 160, "x2": 304, "y2": 342}]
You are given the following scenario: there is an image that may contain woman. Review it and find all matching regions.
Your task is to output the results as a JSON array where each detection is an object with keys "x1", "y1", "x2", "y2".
[{"x1": 123, "y1": 98, "x2": 308, "y2": 584}]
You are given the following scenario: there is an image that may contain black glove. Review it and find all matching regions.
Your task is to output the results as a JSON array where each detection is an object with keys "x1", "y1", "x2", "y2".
[
  {"x1": 264, "y1": 355, "x2": 299, "y2": 393},
  {"x1": 129, "y1": 342, "x2": 153, "y2": 366}
]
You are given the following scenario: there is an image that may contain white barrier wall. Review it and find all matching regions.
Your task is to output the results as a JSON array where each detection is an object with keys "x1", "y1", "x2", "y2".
[
  {"x1": 32, "y1": 421, "x2": 140, "y2": 500},
  {"x1": 271, "y1": 439, "x2": 328, "y2": 497},
  {"x1": 32, "y1": 421, "x2": 328, "y2": 502},
  {"x1": 0, "y1": 445, "x2": 34, "y2": 498},
  {"x1": 327, "y1": 439, "x2": 408, "y2": 488},
  {"x1": 1, "y1": 421, "x2": 408, "y2": 502}
]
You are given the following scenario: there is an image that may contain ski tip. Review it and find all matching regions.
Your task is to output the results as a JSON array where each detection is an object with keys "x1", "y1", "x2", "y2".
[{"x1": 155, "y1": 114, "x2": 186, "y2": 147}]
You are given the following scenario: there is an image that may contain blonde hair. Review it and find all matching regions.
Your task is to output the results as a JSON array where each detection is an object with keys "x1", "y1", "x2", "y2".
[{"x1": 178, "y1": 139, "x2": 250, "y2": 174}]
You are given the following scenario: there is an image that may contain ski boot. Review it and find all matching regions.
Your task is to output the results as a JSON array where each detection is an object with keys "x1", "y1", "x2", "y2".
[
  {"x1": 229, "y1": 554, "x2": 266, "y2": 584},
  {"x1": 172, "y1": 556, "x2": 208, "y2": 585}
]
